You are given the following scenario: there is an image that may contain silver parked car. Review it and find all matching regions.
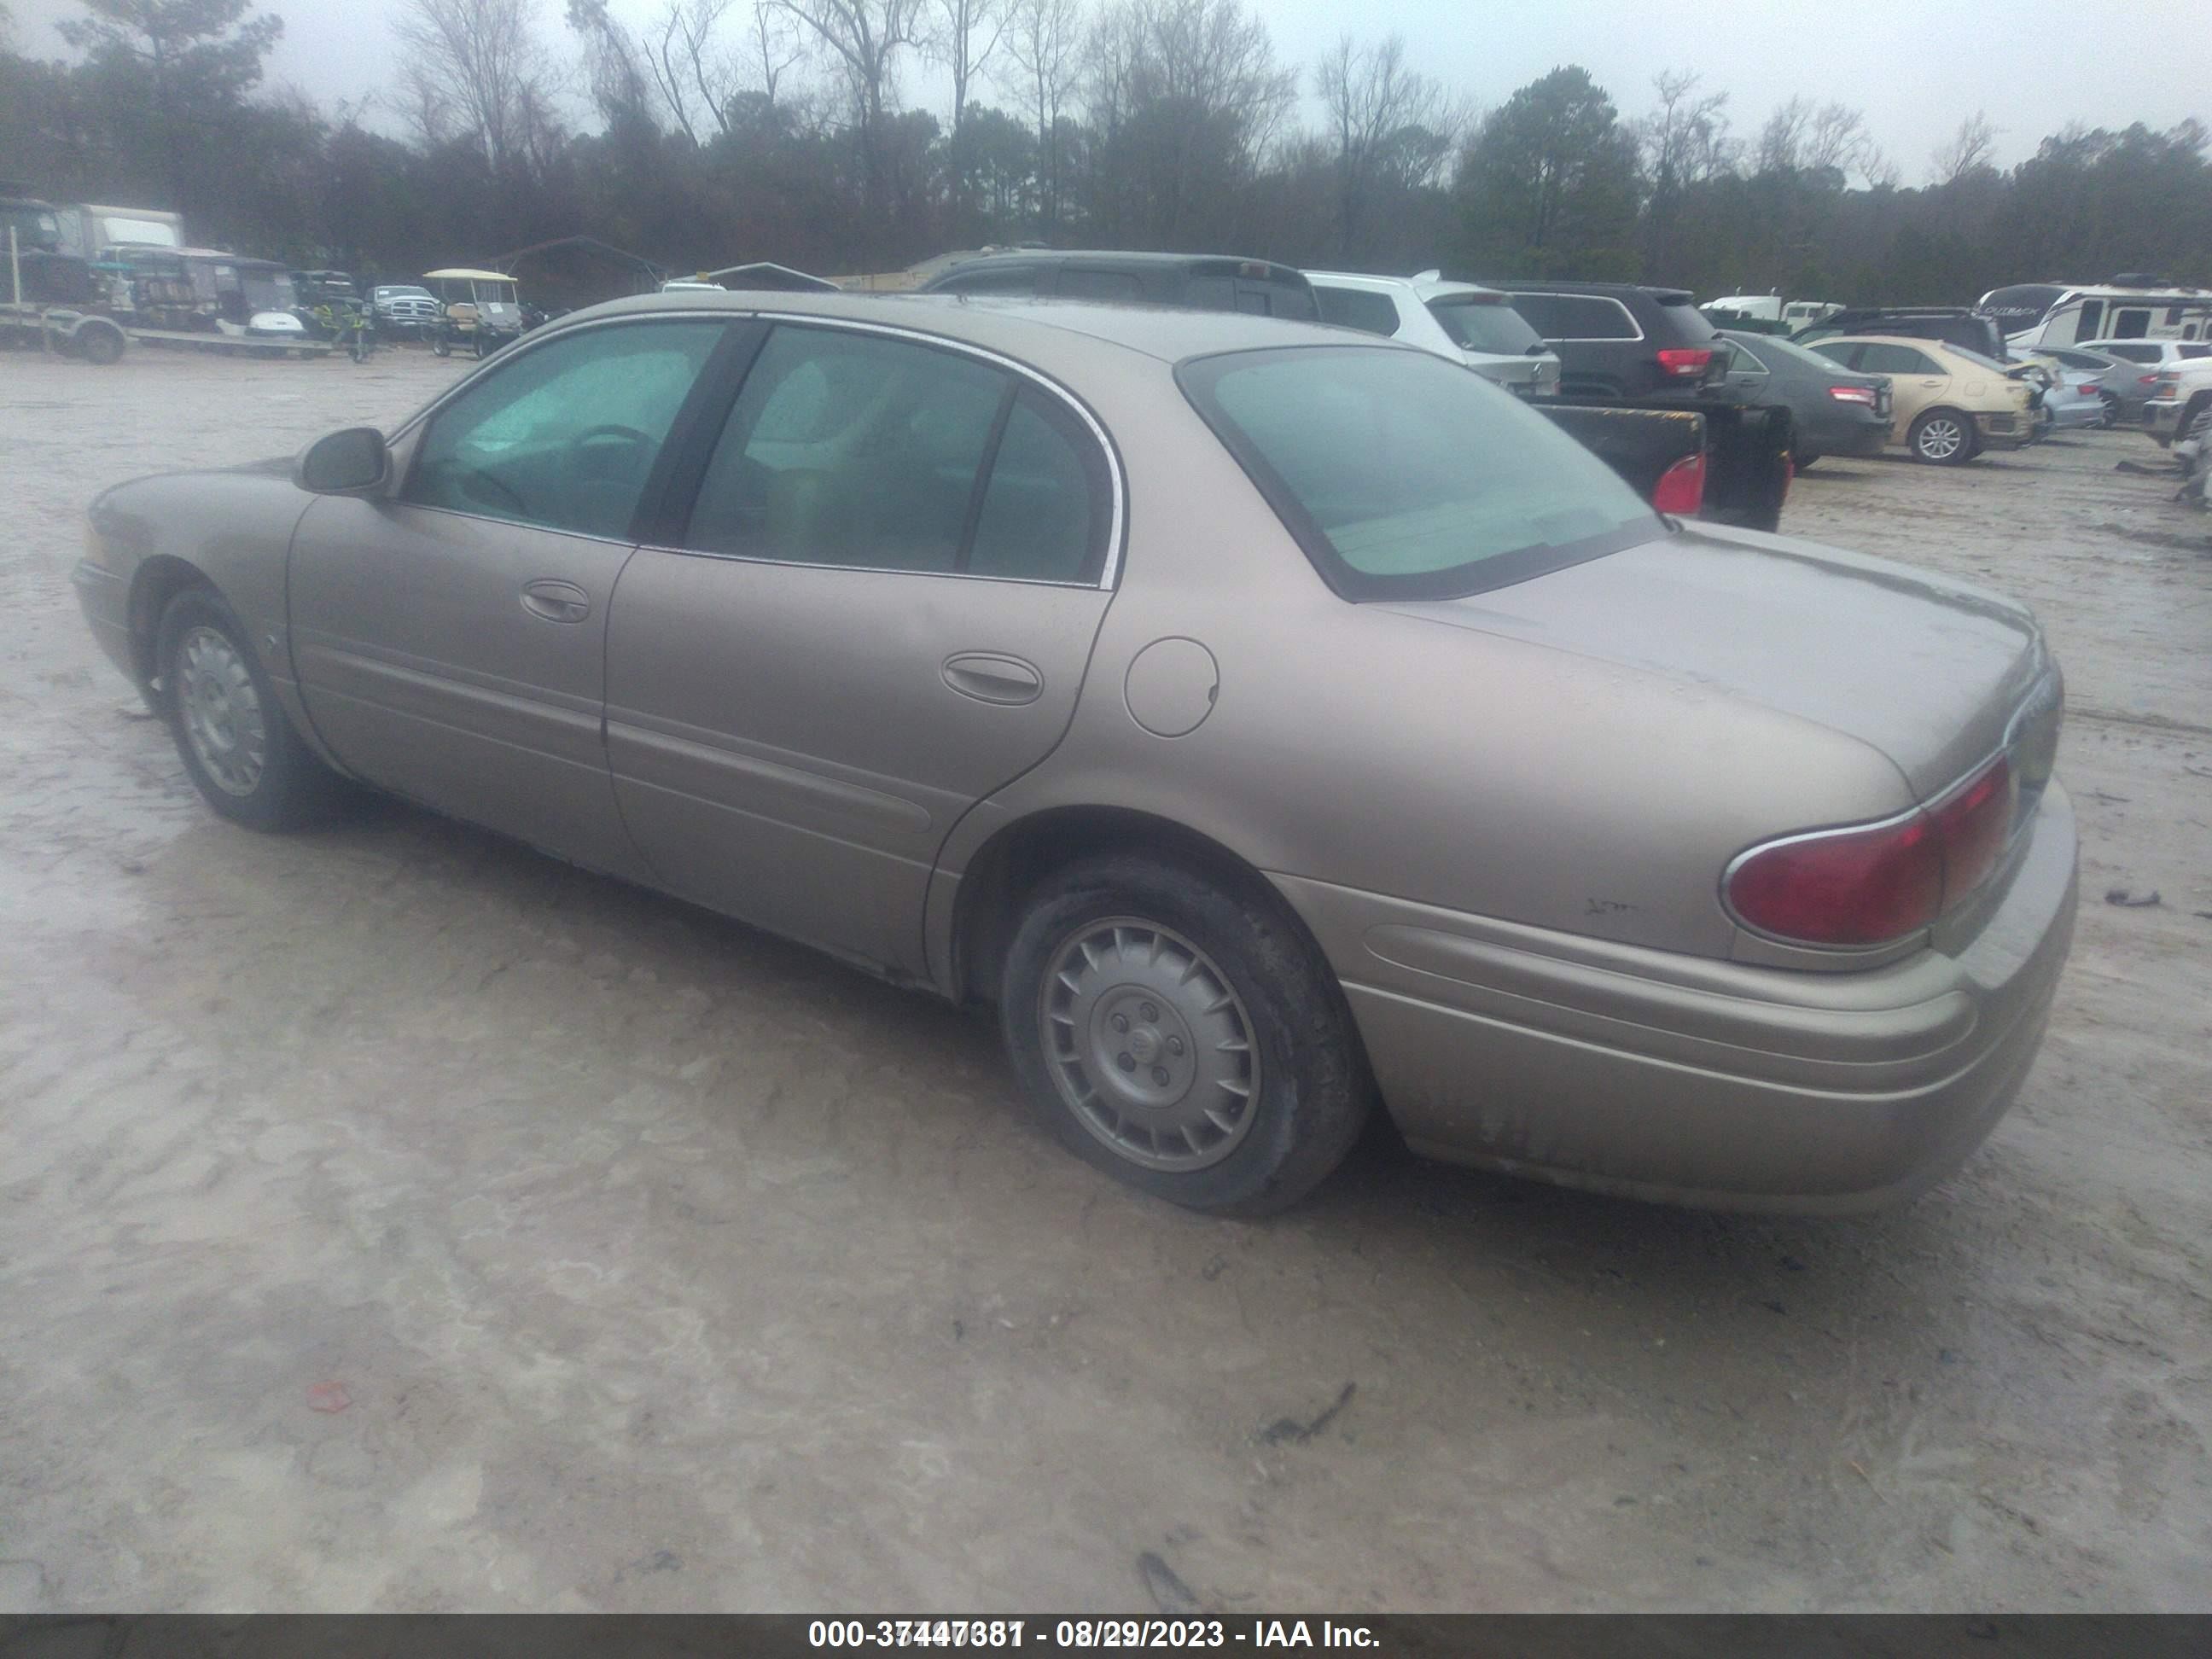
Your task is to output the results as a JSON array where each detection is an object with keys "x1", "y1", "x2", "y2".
[{"x1": 72, "y1": 293, "x2": 2078, "y2": 1216}]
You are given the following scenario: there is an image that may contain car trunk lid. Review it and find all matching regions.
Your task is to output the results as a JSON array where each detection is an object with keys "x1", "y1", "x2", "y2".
[{"x1": 1381, "y1": 526, "x2": 2052, "y2": 802}]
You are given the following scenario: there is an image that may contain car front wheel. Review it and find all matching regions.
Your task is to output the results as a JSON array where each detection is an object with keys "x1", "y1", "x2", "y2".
[
  {"x1": 1000, "y1": 854, "x2": 1372, "y2": 1215},
  {"x1": 1909, "y1": 408, "x2": 1975, "y2": 465},
  {"x1": 157, "y1": 587, "x2": 347, "y2": 830}
]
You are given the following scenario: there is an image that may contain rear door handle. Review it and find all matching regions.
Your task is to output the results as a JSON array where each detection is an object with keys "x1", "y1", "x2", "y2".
[
  {"x1": 521, "y1": 579, "x2": 591, "y2": 624},
  {"x1": 943, "y1": 652, "x2": 1043, "y2": 706}
]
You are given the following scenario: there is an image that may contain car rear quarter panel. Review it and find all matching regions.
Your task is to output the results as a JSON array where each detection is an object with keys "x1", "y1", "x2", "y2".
[{"x1": 928, "y1": 355, "x2": 1917, "y2": 984}]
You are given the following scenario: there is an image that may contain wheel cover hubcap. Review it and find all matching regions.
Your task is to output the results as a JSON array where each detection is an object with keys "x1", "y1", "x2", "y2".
[
  {"x1": 1920, "y1": 418, "x2": 1964, "y2": 457},
  {"x1": 1040, "y1": 918, "x2": 1260, "y2": 1172},
  {"x1": 177, "y1": 626, "x2": 266, "y2": 797}
]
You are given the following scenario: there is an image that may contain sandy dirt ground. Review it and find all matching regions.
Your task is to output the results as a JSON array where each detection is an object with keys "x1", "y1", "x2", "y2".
[{"x1": 1, "y1": 342, "x2": 2208, "y2": 1615}]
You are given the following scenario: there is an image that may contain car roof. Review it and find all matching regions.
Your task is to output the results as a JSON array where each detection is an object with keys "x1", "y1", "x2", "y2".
[
  {"x1": 1305, "y1": 270, "x2": 1505, "y2": 303},
  {"x1": 422, "y1": 267, "x2": 514, "y2": 282},
  {"x1": 541, "y1": 288, "x2": 1397, "y2": 364}
]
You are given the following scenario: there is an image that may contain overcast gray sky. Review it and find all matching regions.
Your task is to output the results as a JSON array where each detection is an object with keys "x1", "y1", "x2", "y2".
[{"x1": 8, "y1": 0, "x2": 2208, "y2": 182}]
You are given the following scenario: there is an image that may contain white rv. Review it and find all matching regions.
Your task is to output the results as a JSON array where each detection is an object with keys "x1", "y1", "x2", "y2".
[{"x1": 2001, "y1": 278, "x2": 2212, "y2": 347}]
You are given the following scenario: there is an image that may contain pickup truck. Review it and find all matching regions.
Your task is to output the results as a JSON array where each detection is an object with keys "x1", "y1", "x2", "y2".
[{"x1": 2143, "y1": 358, "x2": 2212, "y2": 449}]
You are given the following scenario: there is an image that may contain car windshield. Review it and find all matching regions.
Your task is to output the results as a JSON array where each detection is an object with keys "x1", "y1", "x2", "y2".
[
  {"x1": 2182, "y1": 343, "x2": 2212, "y2": 358},
  {"x1": 1427, "y1": 296, "x2": 1545, "y2": 354},
  {"x1": 242, "y1": 271, "x2": 295, "y2": 310},
  {"x1": 1179, "y1": 345, "x2": 1658, "y2": 602},
  {"x1": 379, "y1": 286, "x2": 434, "y2": 300}
]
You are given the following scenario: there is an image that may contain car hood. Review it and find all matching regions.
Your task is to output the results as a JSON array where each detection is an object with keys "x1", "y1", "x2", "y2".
[{"x1": 1380, "y1": 524, "x2": 2048, "y2": 799}]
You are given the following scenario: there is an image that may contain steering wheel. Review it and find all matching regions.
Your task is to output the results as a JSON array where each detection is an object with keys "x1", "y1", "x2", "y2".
[{"x1": 572, "y1": 424, "x2": 652, "y2": 464}]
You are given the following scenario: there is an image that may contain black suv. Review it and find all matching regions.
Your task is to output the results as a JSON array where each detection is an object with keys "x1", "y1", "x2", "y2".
[
  {"x1": 1482, "y1": 281, "x2": 1728, "y2": 399},
  {"x1": 1792, "y1": 306, "x2": 2010, "y2": 361},
  {"x1": 917, "y1": 250, "x2": 1319, "y2": 320}
]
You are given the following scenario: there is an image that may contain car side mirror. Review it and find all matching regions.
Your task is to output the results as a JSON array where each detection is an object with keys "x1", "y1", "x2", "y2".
[{"x1": 294, "y1": 426, "x2": 387, "y2": 495}]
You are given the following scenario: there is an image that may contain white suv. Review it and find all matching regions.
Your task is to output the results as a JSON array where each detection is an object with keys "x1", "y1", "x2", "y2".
[{"x1": 1306, "y1": 271, "x2": 1562, "y2": 399}]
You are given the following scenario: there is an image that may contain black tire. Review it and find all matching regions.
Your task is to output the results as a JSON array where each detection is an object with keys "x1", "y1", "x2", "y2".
[
  {"x1": 999, "y1": 853, "x2": 1373, "y2": 1216},
  {"x1": 77, "y1": 323, "x2": 125, "y2": 365},
  {"x1": 431, "y1": 335, "x2": 451, "y2": 358},
  {"x1": 1908, "y1": 407, "x2": 1976, "y2": 465},
  {"x1": 1792, "y1": 452, "x2": 1819, "y2": 471},
  {"x1": 2096, "y1": 393, "x2": 2119, "y2": 429},
  {"x1": 155, "y1": 586, "x2": 346, "y2": 831}
]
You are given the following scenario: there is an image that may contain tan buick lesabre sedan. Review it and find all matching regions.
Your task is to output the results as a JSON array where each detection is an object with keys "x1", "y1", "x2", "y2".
[{"x1": 73, "y1": 292, "x2": 2077, "y2": 1216}]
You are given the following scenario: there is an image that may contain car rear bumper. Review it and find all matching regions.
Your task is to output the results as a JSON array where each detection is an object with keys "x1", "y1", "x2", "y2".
[
  {"x1": 2144, "y1": 399, "x2": 2186, "y2": 440},
  {"x1": 1272, "y1": 781, "x2": 2077, "y2": 1214}
]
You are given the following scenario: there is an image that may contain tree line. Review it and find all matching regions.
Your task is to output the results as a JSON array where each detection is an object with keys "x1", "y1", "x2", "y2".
[{"x1": 3, "y1": 0, "x2": 2210, "y2": 304}]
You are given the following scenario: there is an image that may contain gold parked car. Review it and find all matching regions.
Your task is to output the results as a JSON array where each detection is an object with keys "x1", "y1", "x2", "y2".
[
  {"x1": 72, "y1": 293, "x2": 2076, "y2": 1216},
  {"x1": 1807, "y1": 335, "x2": 2036, "y2": 463}
]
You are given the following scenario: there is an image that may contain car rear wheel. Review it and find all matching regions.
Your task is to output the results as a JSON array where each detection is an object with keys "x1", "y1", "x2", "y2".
[
  {"x1": 1909, "y1": 409, "x2": 1974, "y2": 465},
  {"x1": 2096, "y1": 392, "x2": 2119, "y2": 428},
  {"x1": 1792, "y1": 452, "x2": 1819, "y2": 471},
  {"x1": 156, "y1": 587, "x2": 348, "y2": 831},
  {"x1": 999, "y1": 854, "x2": 1372, "y2": 1215}
]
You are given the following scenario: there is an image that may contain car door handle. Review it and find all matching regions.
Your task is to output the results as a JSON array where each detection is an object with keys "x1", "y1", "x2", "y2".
[
  {"x1": 521, "y1": 579, "x2": 591, "y2": 624},
  {"x1": 943, "y1": 652, "x2": 1043, "y2": 706}
]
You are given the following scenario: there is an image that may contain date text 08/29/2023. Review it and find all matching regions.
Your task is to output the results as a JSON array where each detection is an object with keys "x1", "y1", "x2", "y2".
[{"x1": 807, "y1": 1620, "x2": 1382, "y2": 1650}]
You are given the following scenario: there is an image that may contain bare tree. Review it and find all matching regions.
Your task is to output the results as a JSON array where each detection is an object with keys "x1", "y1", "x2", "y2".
[
  {"x1": 646, "y1": 0, "x2": 744, "y2": 142},
  {"x1": 1755, "y1": 95, "x2": 1881, "y2": 183},
  {"x1": 1637, "y1": 69, "x2": 1734, "y2": 190},
  {"x1": 997, "y1": 0, "x2": 1082, "y2": 230},
  {"x1": 745, "y1": 0, "x2": 806, "y2": 115},
  {"x1": 929, "y1": 0, "x2": 1009, "y2": 139},
  {"x1": 1082, "y1": 0, "x2": 1298, "y2": 247},
  {"x1": 1315, "y1": 34, "x2": 1454, "y2": 259},
  {"x1": 567, "y1": 0, "x2": 656, "y2": 128},
  {"x1": 397, "y1": 0, "x2": 566, "y2": 172},
  {"x1": 1932, "y1": 111, "x2": 1999, "y2": 185},
  {"x1": 774, "y1": 0, "x2": 927, "y2": 216}
]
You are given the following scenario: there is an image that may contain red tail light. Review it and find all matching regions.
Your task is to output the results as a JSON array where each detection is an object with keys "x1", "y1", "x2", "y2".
[
  {"x1": 1827, "y1": 384, "x2": 1877, "y2": 405},
  {"x1": 2140, "y1": 373, "x2": 2163, "y2": 387},
  {"x1": 1725, "y1": 756, "x2": 2016, "y2": 947},
  {"x1": 1652, "y1": 450, "x2": 1706, "y2": 515},
  {"x1": 1656, "y1": 347, "x2": 1714, "y2": 380}
]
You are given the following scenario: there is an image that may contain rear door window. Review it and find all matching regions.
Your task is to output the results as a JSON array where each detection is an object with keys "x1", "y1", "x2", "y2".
[
  {"x1": 683, "y1": 324, "x2": 1109, "y2": 585},
  {"x1": 1059, "y1": 268, "x2": 1145, "y2": 304},
  {"x1": 1859, "y1": 344, "x2": 1941, "y2": 375},
  {"x1": 1809, "y1": 341, "x2": 1865, "y2": 370},
  {"x1": 1315, "y1": 286, "x2": 1401, "y2": 337}
]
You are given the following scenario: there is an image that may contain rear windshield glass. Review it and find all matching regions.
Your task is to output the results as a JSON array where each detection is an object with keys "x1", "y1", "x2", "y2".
[
  {"x1": 2182, "y1": 342, "x2": 2212, "y2": 358},
  {"x1": 1427, "y1": 296, "x2": 1544, "y2": 354},
  {"x1": 1655, "y1": 294, "x2": 1716, "y2": 341},
  {"x1": 1178, "y1": 346, "x2": 1658, "y2": 602},
  {"x1": 1726, "y1": 332, "x2": 1852, "y2": 374}
]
